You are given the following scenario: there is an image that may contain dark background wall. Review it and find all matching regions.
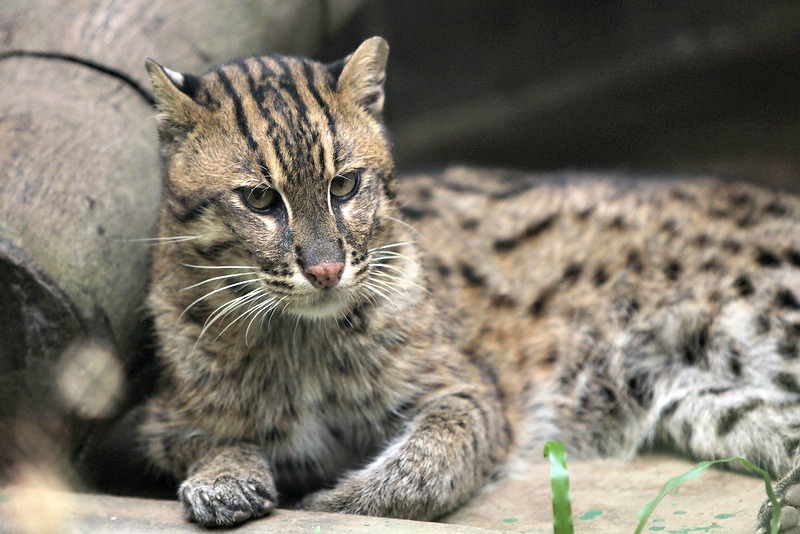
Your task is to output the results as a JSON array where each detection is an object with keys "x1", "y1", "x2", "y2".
[{"x1": 319, "y1": 0, "x2": 800, "y2": 191}]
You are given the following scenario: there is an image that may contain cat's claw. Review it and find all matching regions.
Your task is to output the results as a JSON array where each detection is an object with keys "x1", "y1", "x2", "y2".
[{"x1": 179, "y1": 474, "x2": 276, "y2": 527}]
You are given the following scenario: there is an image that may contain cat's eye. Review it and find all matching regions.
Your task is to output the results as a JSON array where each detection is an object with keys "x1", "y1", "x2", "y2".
[
  {"x1": 330, "y1": 172, "x2": 360, "y2": 200},
  {"x1": 240, "y1": 186, "x2": 279, "y2": 213}
]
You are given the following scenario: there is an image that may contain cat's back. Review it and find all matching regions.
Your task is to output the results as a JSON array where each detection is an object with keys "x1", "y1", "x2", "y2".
[
  {"x1": 400, "y1": 166, "x2": 800, "y2": 289},
  {"x1": 399, "y1": 167, "x2": 800, "y2": 406}
]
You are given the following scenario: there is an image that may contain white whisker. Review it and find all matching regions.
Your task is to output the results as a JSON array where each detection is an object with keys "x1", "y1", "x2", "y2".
[
  {"x1": 265, "y1": 297, "x2": 290, "y2": 331},
  {"x1": 292, "y1": 312, "x2": 302, "y2": 346},
  {"x1": 182, "y1": 271, "x2": 260, "y2": 291},
  {"x1": 371, "y1": 267, "x2": 426, "y2": 292},
  {"x1": 129, "y1": 235, "x2": 202, "y2": 245},
  {"x1": 196, "y1": 288, "x2": 263, "y2": 346},
  {"x1": 351, "y1": 285, "x2": 379, "y2": 308},
  {"x1": 371, "y1": 250, "x2": 417, "y2": 264},
  {"x1": 371, "y1": 262, "x2": 408, "y2": 276},
  {"x1": 385, "y1": 216, "x2": 421, "y2": 236},
  {"x1": 206, "y1": 289, "x2": 262, "y2": 327},
  {"x1": 246, "y1": 296, "x2": 285, "y2": 344},
  {"x1": 241, "y1": 295, "x2": 278, "y2": 342},
  {"x1": 362, "y1": 282, "x2": 395, "y2": 307},
  {"x1": 368, "y1": 241, "x2": 415, "y2": 253},
  {"x1": 182, "y1": 263, "x2": 259, "y2": 271},
  {"x1": 370, "y1": 272, "x2": 410, "y2": 289},
  {"x1": 179, "y1": 278, "x2": 261, "y2": 320},
  {"x1": 215, "y1": 292, "x2": 272, "y2": 342},
  {"x1": 369, "y1": 277, "x2": 408, "y2": 299}
]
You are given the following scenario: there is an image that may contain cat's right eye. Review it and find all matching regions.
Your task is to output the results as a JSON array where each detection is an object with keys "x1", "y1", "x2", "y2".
[
  {"x1": 239, "y1": 186, "x2": 279, "y2": 213},
  {"x1": 330, "y1": 172, "x2": 360, "y2": 200}
]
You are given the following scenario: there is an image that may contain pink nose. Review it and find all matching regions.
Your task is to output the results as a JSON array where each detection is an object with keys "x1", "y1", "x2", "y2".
[{"x1": 304, "y1": 262, "x2": 344, "y2": 289}]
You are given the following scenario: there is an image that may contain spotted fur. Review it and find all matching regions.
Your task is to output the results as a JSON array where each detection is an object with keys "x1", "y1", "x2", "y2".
[{"x1": 139, "y1": 38, "x2": 800, "y2": 530}]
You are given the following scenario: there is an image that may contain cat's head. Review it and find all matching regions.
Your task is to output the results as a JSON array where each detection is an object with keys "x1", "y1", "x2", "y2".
[{"x1": 147, "y1": 38, "x2": 409, "y2": 322}]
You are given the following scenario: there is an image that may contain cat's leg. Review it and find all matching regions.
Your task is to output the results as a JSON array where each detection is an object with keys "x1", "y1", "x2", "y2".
[
  {"x1": 520, "y1": 307, "x2": 800, "y2": 531},
  {"x1": 300, "y1": 387, "x2": 509, "y2": 519},
  {"x1": 655, "y1": 380, "x2": 800, "y2": 476},
  {"x1": 137, "y1": 399, "x2": 277, "y2": 527},
  {"x1": 639, "y1": 304, "x2": 800, "y2": 532},
  {"x1": 654, "y1": 377, "x2": 800, "y2": 533}
]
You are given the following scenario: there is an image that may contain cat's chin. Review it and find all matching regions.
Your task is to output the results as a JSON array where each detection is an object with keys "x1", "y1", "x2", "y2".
[{"x1": 287, "y1": 290, "x2": 353, "y2": 320}]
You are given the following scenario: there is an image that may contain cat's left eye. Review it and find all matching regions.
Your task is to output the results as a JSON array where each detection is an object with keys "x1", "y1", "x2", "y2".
[
  {"x1": 330, "y1": 172, "x2": 360, "y2": 200},
  {"x1": 239, "y1": 186, "x2": 280, "y2": 213}
]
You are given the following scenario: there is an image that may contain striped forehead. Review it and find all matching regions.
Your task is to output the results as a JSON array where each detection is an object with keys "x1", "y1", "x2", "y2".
[{"x1": 211, "y1": 55, "x2": 337, "y2": 188}]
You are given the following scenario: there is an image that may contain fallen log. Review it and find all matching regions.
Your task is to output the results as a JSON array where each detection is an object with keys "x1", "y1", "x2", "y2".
[{"x1": 0, "y1": 0, "x2": 362, "y2": 486}]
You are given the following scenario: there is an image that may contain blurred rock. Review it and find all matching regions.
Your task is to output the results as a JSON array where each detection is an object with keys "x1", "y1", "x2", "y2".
[{"x1": 0, "y1": 0, "x2": 363, "y2": 489}]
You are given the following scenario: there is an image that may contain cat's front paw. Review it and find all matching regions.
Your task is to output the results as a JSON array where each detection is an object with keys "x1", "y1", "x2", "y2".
[
  {"x1": 758, "y1": 467, "x2": 800, "y2": 534},
  {"x1": 179, "y1": 473, "x2": 276, "y2": 527}
]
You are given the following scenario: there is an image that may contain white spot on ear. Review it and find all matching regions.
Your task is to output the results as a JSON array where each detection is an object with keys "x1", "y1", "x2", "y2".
[{"x1": 162, "y1": 66, "x2": 185, "y2": 88}]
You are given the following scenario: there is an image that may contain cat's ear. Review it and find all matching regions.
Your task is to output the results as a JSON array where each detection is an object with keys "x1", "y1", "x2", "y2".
[
  {"x1": 335, "y1": 37, "x2": 389, "y2": 116},
  {"x1": 145, "y1": 59, "x2": 204, "y2": 141}
]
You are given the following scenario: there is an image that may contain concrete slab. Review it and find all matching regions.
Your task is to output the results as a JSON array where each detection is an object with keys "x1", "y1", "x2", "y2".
[{"x1": 0, "y1": 454, "x2": 765, "y2": 533}]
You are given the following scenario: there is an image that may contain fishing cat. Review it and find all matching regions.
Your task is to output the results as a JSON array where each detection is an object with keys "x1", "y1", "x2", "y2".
[{"x1": 138, "y1": 37, "x2": 800, "y2": 531}]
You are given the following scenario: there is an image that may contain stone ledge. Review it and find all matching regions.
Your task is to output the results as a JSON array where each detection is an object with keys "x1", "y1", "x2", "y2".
[
  {"x1": 445, "y1": 453, "x2": 763, "y2": 533},
  {"x1": 0, "y1": 454, "x2": 764, "y2": 533},
  {"x1": 0, "y1": 488, "x2": 505, "y2": 534}
]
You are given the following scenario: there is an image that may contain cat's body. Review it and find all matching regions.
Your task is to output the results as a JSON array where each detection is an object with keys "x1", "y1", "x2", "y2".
[{"x1": 139, "y1": 38, "x2": 800, "y2": 531}]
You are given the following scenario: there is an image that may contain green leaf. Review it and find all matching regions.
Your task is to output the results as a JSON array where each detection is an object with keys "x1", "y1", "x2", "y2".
[
  {"x1": 634, "y1": 457, "x2": 780, "y2": 534},
  {"x1": 544, "y1": 441, "x2": 574, "y2": 534}
]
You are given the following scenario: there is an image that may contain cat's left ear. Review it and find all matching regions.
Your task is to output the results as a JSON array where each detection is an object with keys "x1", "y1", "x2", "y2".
[
  {"x1": 145, "y1": 59, "x2": 205, "y2": 142},
  {"x1": 335, "y1": 36, "x2": 389, "y2": 116}
]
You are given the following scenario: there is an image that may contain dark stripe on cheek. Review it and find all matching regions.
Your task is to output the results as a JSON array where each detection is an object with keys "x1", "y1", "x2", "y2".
[
  {"x1": 193, "y1": 240, "x2": 237, "y2": 261},
  {"x1": 169, "y1": 194, "x2": 220, "y2": 223}
]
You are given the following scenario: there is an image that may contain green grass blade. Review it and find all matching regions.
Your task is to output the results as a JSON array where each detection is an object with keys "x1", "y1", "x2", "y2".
[
  {"x1": 634, "y1": 457, "x2": 780, "y2": 534},
  {"x1": 544, "y1": 441, "x2": 574, "y2": 534}
]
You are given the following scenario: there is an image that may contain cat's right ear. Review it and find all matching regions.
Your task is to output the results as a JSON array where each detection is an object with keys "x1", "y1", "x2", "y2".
[
  {"x1": 335, "y1": 37, "x2": 389, "y2": 117},
  {"x1": 145, "y1": 59, "x2": 204, "y2": 142}
]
